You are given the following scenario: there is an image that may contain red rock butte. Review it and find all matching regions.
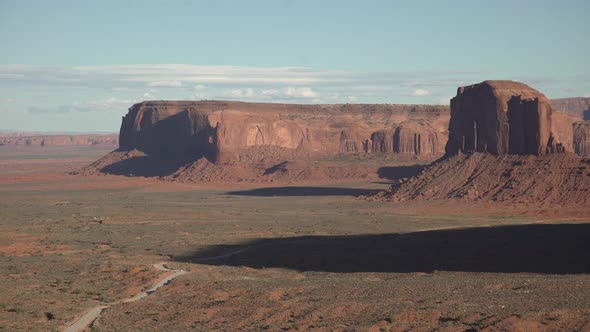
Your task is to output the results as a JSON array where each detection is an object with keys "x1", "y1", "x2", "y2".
[
  {"x1": 384, "y1": 80, "x2": 590, "y2": 204},
  {"x1": 446, "y1": 80, "x2": 568, "y2": 156}
]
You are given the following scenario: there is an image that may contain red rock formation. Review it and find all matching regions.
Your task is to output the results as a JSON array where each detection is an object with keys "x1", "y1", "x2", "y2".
[
  {"x1": 507, "y1": 96, "x2": 553, "y2": 155},
  {"x1": 551, "y1": 111, "x2": 576, "y2": 152},
  {"x1": 393, "y1": 120, "x2": 442, "y2": 156},
  {"x1": 117, "y1": 100, "x2": 449, "y2": 164},
  {"x1": 551, "y1": 97, "x2": 590, "y2": 119},
  {"x1": 370, "y1": 129, "x2": 395, "y2": 154},
  {"x1": 339, "y1": 129, "x2": 369, "y2": 153},
  {"x1": 385, "y1": 152, "x2": 590, "y2": 204},
  {"x1": 573, "y1": 121, "x2": 590, "y2": 156},
  {"x1": 385, "y1": 81, "x2": 590, "y2": 204},
  {"x1": 119, "y1": 103, "x2": 216, "y2": 161},
  {"x1": 447, "y1": 80, "x2": 567, "y2": 156}
]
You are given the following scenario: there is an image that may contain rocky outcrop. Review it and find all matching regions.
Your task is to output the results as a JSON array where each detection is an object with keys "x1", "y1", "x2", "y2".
[
  {"x1": 573, "y1": 121, "x2": 590, "y2": 156},
  {"x1": 370, "y1": 129, "x2": 395, "y2": 154},
  {"x1": 551, "y1": 111, "x2": 576, "y2": 152},
  {"x1": 551, "y1": 97, "x2": 590, "y2": 119},
  {"x1": 384, "y1": 81, "x2": 590, "y2": 204},
  {"x1": 117, "y1": 101, "x2": 450, "y2": 164},
  {"x1": 339, "y1": 129, "x2": 369, "y2": 153},
  {"x1": 398, "y1": 120, "x2": 447, "y2": 156},
  {"x1": 0, "y1": 134, "x2": 118, "y2": 147},
  {"x1": 385, "y1": 152, "x2": 590, "y2": 204},
  {"x1": 119, "y1": 103, "x2": 217, "y2": 161},
  {"x1": 507, "y1": 96, "x2": 553, "y2": 155},
  {"x1": 446, "y1": 80, "x2": 567, "y2": 156},
  {"x1": 370, "y1": 120, "x2": 444, "y2": 157}
]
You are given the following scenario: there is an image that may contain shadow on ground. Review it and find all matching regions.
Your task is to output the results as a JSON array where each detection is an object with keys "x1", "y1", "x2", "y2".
[
  {"x1": 226, "y1": 164, "x2": 428, "y2": 196},
  {"x1": 377, "y1": 164, "x2": 427, "y2": 181},
  {"x1": 175, "y1": 223, "x2": 590, "y2": 274},
  {"x1": 100, "y1": 154, "x2": 188, "y2": 177},
  {"x1": 226, "y1": 186, "x2": 382, "y2": 197}
]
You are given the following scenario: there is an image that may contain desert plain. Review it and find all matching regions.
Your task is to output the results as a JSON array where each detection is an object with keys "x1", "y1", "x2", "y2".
[{"x1": 0, "y1": 141, "x2": 589, "y2": 332}]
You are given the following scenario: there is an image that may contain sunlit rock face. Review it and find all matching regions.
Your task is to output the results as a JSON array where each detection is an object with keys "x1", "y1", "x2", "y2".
[
  {"x1": 446, "y1": 80, "x2": 567, "y2": 156},
  {"x1": 118, "y1": 100, "x2": 450, "y2": 163}
]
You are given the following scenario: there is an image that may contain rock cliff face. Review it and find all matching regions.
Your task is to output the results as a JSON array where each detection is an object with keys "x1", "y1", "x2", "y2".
[
  {"x1": 370, "y1": 120, "x2": 444, "y2": 156},
  {"x1": 446, "y1": 80, "x2": 566, "y2": 156},
  {"x1": 573, "y1": 121, "x2": 590, "y2": 156},
  {"x1": 383, "y1": 81, "x2": 590, "y2": 204},
  {"x1": 117, "y1": 100, "x2": 450, "y2": 164},
  {"x1": 551, "y1": 111, "x2": 576, "y2": 152},
  {"x1": 551, "y1": 97, "x2": 590, "y2": 119},
  {"x1": 119, "y1": 102, "x2": 217, "y2": 161}
]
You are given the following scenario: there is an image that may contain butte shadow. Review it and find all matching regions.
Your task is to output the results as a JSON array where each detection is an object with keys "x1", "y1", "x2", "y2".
[
  {"x1": 98, "y1": 152, "x2": 189, "y2": 177},
  {"x1": 174, "y1": 223, "x2": 590, "y2": 274},
  {"x1": 225, "y1": 186, "x2": 382, "y2": 197},
  {"x1": 225, "y1": 164, "x2": 428, "y2": 196},
  {"x1": 376, "y1": 164, "x2": 427, "y2": 181}
]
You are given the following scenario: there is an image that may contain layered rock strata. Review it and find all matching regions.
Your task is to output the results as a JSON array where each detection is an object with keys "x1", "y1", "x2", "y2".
[{"x1": 446, "y1": 80, "x2": 566, "y2": 156}]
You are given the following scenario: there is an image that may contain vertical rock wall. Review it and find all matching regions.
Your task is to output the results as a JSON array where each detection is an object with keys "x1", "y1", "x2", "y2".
[
  {"x1": 574, "y1": 121, "x2": 590, "y2": 156},
  {"x1": 446, "y1": 80, "x2": 566, "y2": 156}
]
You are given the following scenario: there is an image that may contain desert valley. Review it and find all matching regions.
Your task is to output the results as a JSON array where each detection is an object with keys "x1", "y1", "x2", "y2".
[
  {"x1": 1, "y1": 1, "x2": 590, "y2": 331},
  {"x1": 0, "y1": 80, "x2": 589, "y2": 331}
]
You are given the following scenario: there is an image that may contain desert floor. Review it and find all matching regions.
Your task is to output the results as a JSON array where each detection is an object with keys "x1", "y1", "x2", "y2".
[{"x1": 0, "y1": 146, "x2": 589, "y2": 332}]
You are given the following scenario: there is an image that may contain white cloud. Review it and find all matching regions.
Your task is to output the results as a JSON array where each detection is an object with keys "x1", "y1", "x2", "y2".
[
  {"x1": 28, "y1": 97, "x2": 141, "y2": 113},
  {"x1": 147, "y1": 80, "x2": 183, "y2": 87},
  {"x1": 411, "y1": 89, "x2": 430, "y2": 96},
  {"x1": 191, "y1": 93, "x2": 207, "y2": 100},
  {"x1": 222, "y1": 87, "x2": 321, "y2": 103},
  {"x1": 111, "y1": 87, "x2": 130, "y2": 92},
  {"x1": 143, "y1": 92, "x2": 156, "y2": 100},
  {"x1": 224, "y1": 88, "x2": 255, "y2": 98},
  {"x1": 0, "y1": 73, "x2": 24, "y2": 79},
  {"x1": 261, "y1": 87, "x2": 319, "y2": 99},
  {"x1": 8, "y1": 64, "x2": 582, "y2": 116}
]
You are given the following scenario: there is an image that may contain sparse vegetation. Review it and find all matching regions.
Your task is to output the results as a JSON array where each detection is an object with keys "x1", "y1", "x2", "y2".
[{"x1": 1, "y1": 146, "x2": 589, "y2": 331}]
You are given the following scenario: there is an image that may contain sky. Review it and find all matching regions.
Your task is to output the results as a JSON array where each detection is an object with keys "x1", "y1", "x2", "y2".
[{"x1": 0, "y1": 0, "x2": 588, "y2": 132}]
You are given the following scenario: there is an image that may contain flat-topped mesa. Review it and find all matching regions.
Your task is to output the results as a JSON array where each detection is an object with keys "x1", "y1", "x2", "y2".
[
  {"x1": 574, "y1": 121, "x2": 590, "y2": 156},
  {"x1": 446, "y1": 80, "x2": 566, "y2": 156},
  {"x1": 118, "y1": 100, "x2": 450, "y2": 164}
]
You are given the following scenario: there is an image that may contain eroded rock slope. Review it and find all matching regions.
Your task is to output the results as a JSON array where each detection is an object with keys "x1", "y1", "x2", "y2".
[{"x1": 385, "y1": 80, "x2": 590, "y2": 204}]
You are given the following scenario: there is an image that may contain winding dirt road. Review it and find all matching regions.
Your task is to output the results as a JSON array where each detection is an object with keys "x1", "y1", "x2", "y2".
[{"x1": 62, "y1": 263, "x2": 186, "y2": 332}]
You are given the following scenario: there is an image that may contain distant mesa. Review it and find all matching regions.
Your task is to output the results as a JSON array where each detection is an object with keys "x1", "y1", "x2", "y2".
[
  {"x1": 81, "y1": 101, "x2": 450, "y2": 182},
  {"x1": 551, "y1": 97, "x2": 590, "y2": 119},
  {"x1": 0, "y1": 133, "x2": 118, "y2": 147},
  {"x1": 117, "y1": 101, "x2": 449, "y2": 164}
]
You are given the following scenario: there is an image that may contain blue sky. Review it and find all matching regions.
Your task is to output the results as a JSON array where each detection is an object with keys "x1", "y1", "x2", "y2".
[{"x1": 0, "y1": 0, "x2": 588, "y2": 132}]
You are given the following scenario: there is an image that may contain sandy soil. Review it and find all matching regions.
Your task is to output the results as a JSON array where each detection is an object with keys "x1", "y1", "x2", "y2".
[{"x1": 0, "y1": 146, "x2": 589, "y2": 331}]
